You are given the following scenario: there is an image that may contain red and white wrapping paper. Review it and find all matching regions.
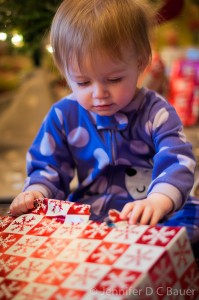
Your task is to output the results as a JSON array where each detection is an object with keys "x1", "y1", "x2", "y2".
[{"x1": 0, "y1": 198, "x2": 198, "y2": 300}]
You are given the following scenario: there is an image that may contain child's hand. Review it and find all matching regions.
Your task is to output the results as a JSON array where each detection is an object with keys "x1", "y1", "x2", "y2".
[
  {"x1": 120, "y1": 193, "x2": 173, "y2": 226},
  {"x1": 9, "y1": 191, "x2": 44, "y2": 216}
]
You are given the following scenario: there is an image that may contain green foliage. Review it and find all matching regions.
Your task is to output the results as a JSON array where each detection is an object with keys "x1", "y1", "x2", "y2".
[
  {"x1": 0, "y1": 0, "x2": 62, "y2": 64},
  {"x1": 0, "y1": 0, "x2": 62, "y2": 40}
]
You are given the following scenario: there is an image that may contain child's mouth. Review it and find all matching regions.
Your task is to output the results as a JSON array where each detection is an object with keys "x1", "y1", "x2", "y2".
[{"x1": 94, "y1": 104, "x2": 113, "y2": 111}]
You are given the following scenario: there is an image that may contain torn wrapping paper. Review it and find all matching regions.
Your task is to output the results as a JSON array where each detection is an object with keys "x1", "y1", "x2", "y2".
[{"x1": 0, "y1": 198, "x2": 198, "y2": 300}]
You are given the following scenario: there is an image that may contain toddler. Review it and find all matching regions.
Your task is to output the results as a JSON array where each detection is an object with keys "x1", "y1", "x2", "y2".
[{"x1": 10, "y1": 0, "x2": 199, "y2": 244}]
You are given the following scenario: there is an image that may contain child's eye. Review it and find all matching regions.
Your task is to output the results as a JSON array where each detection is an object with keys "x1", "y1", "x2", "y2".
[
  {"x1": 77, "y1": 81, "x2": 90, "y2": 87},
  {"x1": 108, "y1": 77, "x2": 122, "y2": 83}
]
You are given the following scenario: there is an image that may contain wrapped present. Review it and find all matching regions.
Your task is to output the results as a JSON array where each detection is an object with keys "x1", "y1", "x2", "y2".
[
  {"x1": 0, "y1": 199, "x2": 198, "y2": 300},
  {"x1": 169, "y1": 57, "x2": 199, "y2": 127}
]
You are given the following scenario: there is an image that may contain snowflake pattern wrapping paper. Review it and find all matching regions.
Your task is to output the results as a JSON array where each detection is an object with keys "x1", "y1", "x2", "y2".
[{"x1": 0, "y1": 198, "x2": 198, "y2": 300}]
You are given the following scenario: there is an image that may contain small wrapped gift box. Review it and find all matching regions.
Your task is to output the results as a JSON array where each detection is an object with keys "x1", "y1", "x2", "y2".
[
  {"x1": 169, "y1": 57, "x2": 199, "y2": 127},
  {"x1": 0, "y1": 199, "x2": 198, "y2": 300}
]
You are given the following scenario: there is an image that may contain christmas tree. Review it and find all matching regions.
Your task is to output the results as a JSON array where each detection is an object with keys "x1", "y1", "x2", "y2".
[{"x1": 0, "y1": 0, "x2": 62, "y2": 65}]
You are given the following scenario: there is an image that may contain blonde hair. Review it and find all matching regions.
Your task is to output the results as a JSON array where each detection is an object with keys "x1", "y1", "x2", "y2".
[{"x1": 50, "y1": 0, "x2": 156, "y2": 76}]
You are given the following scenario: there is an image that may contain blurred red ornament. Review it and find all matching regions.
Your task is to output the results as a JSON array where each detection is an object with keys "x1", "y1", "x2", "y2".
[{"x1": 157, "y1": 0, "x2": 184, "y2": 23}]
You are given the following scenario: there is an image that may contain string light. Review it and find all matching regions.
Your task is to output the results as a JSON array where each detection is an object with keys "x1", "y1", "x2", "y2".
[
  {"x1": 45, "y1": 44, "x2": 53, "y2": 53},
  {"x1": 0, "y1": 32, "x2": 7, "y2": 41},
  {"x1": 11, "y1": 33, "x2": 23, "y2": 47}
]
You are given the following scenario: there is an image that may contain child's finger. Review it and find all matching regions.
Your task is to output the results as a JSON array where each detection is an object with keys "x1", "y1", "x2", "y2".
[
  {"x1": 128, "y1": 204, "x2": 144, "y2": 225},
  {"x1": 139, "y1": 206, "x2": 153, "y2": 225},
  {"x1": 23, "y1": 192, "x2": 36, "y2": 210},
  {"x1": 9, "y1": 195, "x2": 20, "y2": 213},
  {"x1": 149, "y1": 210, "x2": 162, "y2": 226},
  {"x1": 9, "y1": 192, "x2": 37, "y2": 216},
  {"x1": 10, "y1": 195, "x2": 27, "y2": 216},
  {"x1": 120, "y1": 202, "x2": 135, "y2": 219}
]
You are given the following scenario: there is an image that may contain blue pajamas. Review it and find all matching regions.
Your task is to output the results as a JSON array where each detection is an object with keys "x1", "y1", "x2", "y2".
[
  {"x1": 161, "y1": 196, "x2": 199, "y2": 243},
  {"x1": 23, "y1": 88, "x2": 199, "y2": 243}
]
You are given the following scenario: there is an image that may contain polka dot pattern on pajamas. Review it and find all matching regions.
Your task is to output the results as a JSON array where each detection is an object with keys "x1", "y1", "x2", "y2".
[
  {"x1": 130, "y1": 140, "x2": 149, "y2": 154},
  {"x1": 114, "y1": 113, "x2": 128, "y2": 125},
  {"x1": 145, "y1": 120, "x2": 152, "y2": 136},
  {"x1": 178, "y1": 129, "x2": 187, "y2": 143},
  {"x1": 153, "y1": 108, "x2": 169, "y2": 130},
  {"x1": 40, "y1": 166, "x2": 59, "y2": 181},
  {"x1": 40, "y1": 132, "x2": 56, "y2": 156},
  {"x1": 177, "y1": 154, "x2": 195, "y2": 173},
  {"x1": 115, "y1": 158, "x2": 131, "y2": 166},
  {"x1": 94, "y1": 148, "x2": 110, "y2": 169},
  {"x1": 26, "y1": 152, "x2": 32, "y2": 162},
  {"x1": 68, "y1": 126, "x2": 89, "y2": 147},
  {"x1": 55, "y1": 108, "x2": 63, "y2": 126},
  {"x1": 82, "y1": 171, "x2": 94, "y2": 187}
]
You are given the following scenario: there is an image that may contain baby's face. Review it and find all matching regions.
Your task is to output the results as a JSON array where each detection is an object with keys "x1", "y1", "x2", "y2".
[{"x1": 66, "y1": 49, "x2": 142, "y2": 116}]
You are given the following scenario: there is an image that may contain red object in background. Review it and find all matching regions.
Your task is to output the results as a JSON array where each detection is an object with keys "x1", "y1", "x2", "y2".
[
  {"x1": 169, "y1": 59, "x2": 199, "y2": 126},
  {"x1": 157, "y1": 0, "x2": 184, "y2": 23}
]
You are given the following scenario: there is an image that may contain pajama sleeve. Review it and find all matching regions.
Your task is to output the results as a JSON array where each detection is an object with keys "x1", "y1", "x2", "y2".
[
  {"x1": 146, "y1": 97, "x2": 196, "y2": 211},
  {"x1": 23, "y1": 102, "x2": 76, "y2": 200}
]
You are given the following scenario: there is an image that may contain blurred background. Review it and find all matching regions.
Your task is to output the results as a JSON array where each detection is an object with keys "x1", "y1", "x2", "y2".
[{"x1": 0, "y1": 0, "x2": 199, "y2": 206}]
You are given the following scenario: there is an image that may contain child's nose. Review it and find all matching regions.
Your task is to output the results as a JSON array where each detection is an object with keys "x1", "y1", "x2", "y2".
[{"x1": 92, "y1": 83, "x2": 108, "y2": 98}]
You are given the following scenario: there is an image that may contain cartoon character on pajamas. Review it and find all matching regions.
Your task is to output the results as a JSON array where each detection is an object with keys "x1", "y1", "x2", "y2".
[{"x1": 125, "y1": 166, "x2": 152, "y2": 199}]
